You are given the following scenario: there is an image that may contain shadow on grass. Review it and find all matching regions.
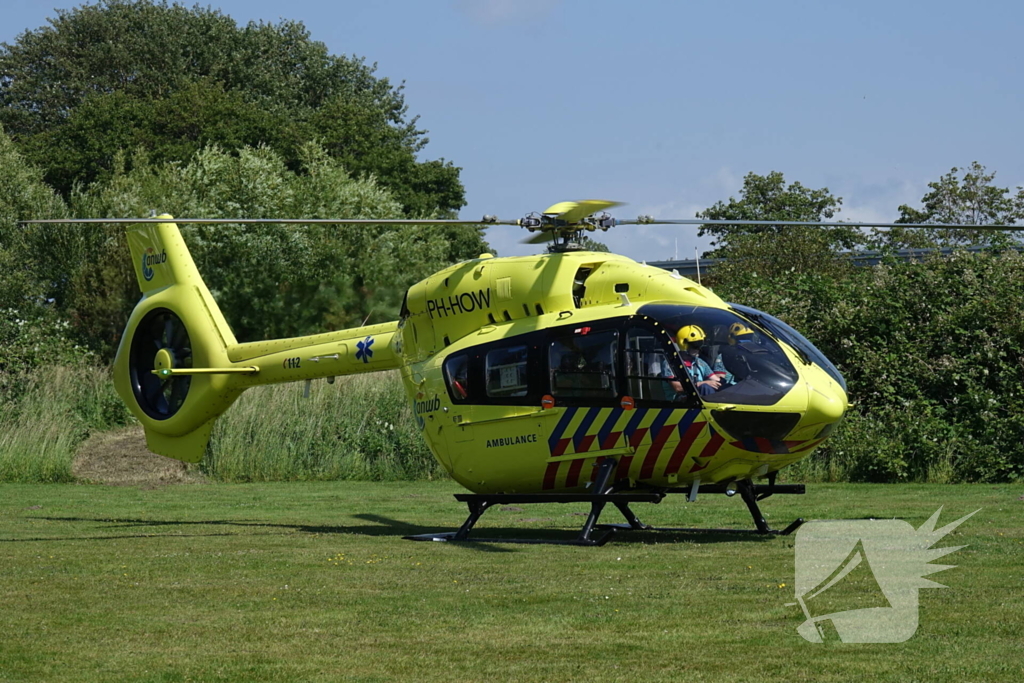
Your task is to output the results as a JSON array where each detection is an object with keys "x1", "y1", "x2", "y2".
[{"x1": 3, "y1": 513, "x2": 783, "y2": 549}]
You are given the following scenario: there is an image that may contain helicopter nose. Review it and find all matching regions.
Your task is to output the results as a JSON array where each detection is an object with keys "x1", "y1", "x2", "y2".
[{"x1": 804, "y1": 377, "x2": 848, "y2": 432}]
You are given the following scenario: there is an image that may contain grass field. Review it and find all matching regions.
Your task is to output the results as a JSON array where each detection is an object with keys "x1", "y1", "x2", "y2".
[{"x1": 1, "y1": 481, "x2": 1021, "y2": 682}]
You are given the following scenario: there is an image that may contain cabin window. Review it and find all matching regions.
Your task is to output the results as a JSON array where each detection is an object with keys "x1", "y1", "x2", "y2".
[
  {"x1": 486, "y1": 345, "x2": 529, "y2": 398},
  {"x1": 443, "y1": 354, "x2": 470, "y2": 402},
  {"x1": 549, "y1": 330, "x2": 619, "y2": 399},
  {"x1": 623, "y1": 327, "x2": 692, "y2": 404}
]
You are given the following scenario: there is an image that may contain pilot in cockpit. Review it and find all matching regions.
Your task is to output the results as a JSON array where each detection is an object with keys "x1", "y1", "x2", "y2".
[{"x1": 676, "y1": 325, "x2": 723, "y2": 395}]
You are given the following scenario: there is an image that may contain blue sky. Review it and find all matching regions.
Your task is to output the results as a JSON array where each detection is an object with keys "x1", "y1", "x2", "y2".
[{"x1": 4, "y1": 0, "x2": 1023, "y2": 260}]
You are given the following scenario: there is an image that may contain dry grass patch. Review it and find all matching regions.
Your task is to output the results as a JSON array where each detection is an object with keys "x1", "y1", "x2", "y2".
[{"x1": 73, "y1": 425, "x2": 205, "y2": 487}]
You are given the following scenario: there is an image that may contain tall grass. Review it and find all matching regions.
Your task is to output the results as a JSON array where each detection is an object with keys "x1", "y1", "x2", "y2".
[
  {"x1": 0, "y1": 365, "x2": 133, "y2": 482},
  {"x1": 204, "y1": 371, "x2": 445, "y2": 482},
  {"x1": 0, "y1": 363, "x2": 991, "y2": 485}
]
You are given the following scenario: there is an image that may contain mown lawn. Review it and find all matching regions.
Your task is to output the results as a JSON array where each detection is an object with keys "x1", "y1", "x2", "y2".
[{"x1": 0, "y1": 481, "x2": 1021, "y2": 682}]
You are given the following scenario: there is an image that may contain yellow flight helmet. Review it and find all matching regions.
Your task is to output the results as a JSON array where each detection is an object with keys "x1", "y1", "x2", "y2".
[
  {"x1": 728, "y1": 322, "x2": 755, "y2": 345},
  {"x1": 677, "y1": 325, "x2": 706, "y2": 345}
]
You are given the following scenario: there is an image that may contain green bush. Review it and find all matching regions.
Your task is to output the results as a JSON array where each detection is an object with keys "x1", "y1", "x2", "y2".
[
  {"x1": 713, "y1": 242, "x2": 1024, "y2": 483},
  {"x1": 204, "y1": 371, "x2": 444, "y2": 482}
]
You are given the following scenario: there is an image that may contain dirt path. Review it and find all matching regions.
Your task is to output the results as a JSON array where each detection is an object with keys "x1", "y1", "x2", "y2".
[{"x1": 73, "y1": 426, "x2": 206, "y2": 487}]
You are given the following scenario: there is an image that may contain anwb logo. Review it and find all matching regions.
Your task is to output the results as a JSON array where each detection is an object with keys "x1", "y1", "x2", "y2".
[
  {"x1": 788, "y1": 508, "x2": 978, "y2": 643},
  {"x1": 141, "y1": 248, "x2": 167, "y2": 281}
]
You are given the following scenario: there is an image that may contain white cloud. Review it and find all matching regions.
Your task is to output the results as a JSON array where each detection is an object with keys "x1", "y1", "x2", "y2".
[
  {"x1": 839, "y1": 177, "x2": 921, "y2": 226},
  {"x1": 839, "y1": 203, "x2": 893, "y2": 225}
]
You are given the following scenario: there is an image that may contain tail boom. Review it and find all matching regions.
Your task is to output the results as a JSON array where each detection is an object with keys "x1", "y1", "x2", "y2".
[
  {"x1": 114, "y1": 217, "x2": 401, "y2": 463},
  {"x1": 227, "y1": 321, "x2": 399, "y2": 388}
]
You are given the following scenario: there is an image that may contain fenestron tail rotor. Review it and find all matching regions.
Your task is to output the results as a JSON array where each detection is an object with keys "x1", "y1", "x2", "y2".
[{"x1": 130, "y1": 308, "x2": 193, "y2": 420}]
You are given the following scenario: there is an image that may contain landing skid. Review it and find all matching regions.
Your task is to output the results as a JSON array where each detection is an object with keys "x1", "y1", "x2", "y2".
[{"x1": 405, "y1": 461, "x2": 805, "y2": 546}]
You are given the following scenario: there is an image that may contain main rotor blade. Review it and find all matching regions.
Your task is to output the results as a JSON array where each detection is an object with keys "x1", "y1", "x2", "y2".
[
  {"x1": 521, "y1": 231, "x2": 555, "y2": 245},
  {"x1": 19, "y1": 216, "x2": 1022, "y2": 231},
  {"x1": 543, "y1": 200, "x2": 623, "y2": 224},
  {"x1": 619, "y1": 218, "x2": 1023, "y2": 231},
  {"x1": 18, "y1": 217, "x2": 520, "y2": 226}
]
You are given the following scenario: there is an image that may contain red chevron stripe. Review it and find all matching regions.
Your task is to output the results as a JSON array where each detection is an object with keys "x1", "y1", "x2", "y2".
[
  {"x1": 552, "y1": 438, "x2": 571, "y2": 458},
  {"x1": 542, "y1": 461, "x2": 560, "y2": 490},
  {"x1": 616, "y1": 455, "x2": 634, "y2": 480},
  {"x1": 698, "y1": 431, "x2": 725, "y2": 460},
  {"x1": 602, "y1": 431, "x2": 622, "y2": 450},
  {"x1": 664, "y1": 421, "x2": 706, "y2": 476},
  {"x1": 565, "y1": 458, "x2": 585, "y2": 488},
  {"x1": 577, "y1": 434, "x2": 596, "y2": 453},
  {"x1": 639, "y1": 425, "x2": 677, "y2": 480},
  {"x1": 628, "y1": 428, "x2": 649, "y2": 449}
]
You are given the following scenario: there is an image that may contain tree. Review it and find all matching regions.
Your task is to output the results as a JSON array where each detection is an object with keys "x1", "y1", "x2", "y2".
[
  {"x1": 50, "y1": 143, "x2": 489, "y2": 358},
  {"x1": 697, "y1": 171, "x2": 860, "y2": 281},
  {"x1": 579, "y1": 235, "x2": 609, "y2": 252},
  {"x1": 0, "y1": 124, "x2": 68, "y2": 311},
  {"x1": 0, "y1": 0, "x2": 464, "y2": 215},
  {"x1": 15, "y1": 80, "x2": 288, "y2": 198},
  {"x1": 696, "y1": 171, "x2": 861, "y2": 257},
  {"x1": 883, "y1": 162, "x2": 1024, "y2": 249},
  {"x1": 0, "y1": 125, "x2": 84, "y2": 378}
]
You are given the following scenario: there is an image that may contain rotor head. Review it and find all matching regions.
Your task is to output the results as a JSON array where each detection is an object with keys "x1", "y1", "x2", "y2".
[{"x1": 518, "y1": 200, "x2": 623, "y2": 252}]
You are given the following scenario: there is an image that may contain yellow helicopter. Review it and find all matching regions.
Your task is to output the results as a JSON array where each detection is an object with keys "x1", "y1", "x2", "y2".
[{"x1": 24, "y1": 201, "x2": 1017, "y2": 545}]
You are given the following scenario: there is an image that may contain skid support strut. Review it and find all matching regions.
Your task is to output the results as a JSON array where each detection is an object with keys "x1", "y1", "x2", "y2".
[
  {"x1": 405, "y1": 457, "x2": 664, "y2": 546},
  {"x1": 405, "y1": 470, "x2": 806, "y2": 545},
  {"x1": 451, "y1": 499, "x2": 492, "y2": 542},
  {"x1": 574, "y1": 457, "x2": 618, "y2": 544},
  {"x1": 734, "y1": 478, "x2": 805, "y2": 536}
]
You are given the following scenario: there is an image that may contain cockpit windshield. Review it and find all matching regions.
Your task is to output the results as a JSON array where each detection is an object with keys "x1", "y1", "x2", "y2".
[
  {"x1": 637, "y1": 303, "x2": 799, "y2": 406},
  {"x1": 729, "y1": 303, "x2": 847, "y2": 393}
]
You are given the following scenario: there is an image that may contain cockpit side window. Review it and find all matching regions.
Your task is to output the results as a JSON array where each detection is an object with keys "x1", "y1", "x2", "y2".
[
  {"x1": 549, "y1": 329, "x2": 619, "y2": 400},
  {"x1": 443, "y1": 354, "x2": 470, "y2": 403},
  {"x1": 623, "y1": 326, "x2": 698, "y2": 406}
]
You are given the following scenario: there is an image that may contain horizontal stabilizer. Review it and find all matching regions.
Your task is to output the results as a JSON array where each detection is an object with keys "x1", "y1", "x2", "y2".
[{"x1": 143, "y1": 419, "x2": 216, "y2": 464}]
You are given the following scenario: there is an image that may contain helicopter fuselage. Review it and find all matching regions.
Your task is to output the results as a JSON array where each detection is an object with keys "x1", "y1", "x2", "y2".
[{"x1": 395, "y1": 251, "x2": 848, "y2": 494}]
